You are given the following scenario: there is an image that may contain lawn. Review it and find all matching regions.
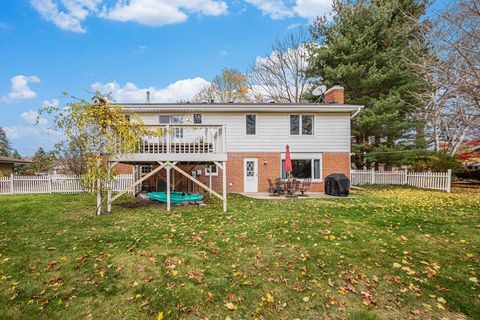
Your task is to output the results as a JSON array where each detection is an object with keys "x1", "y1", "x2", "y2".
[{"x1": 0, "y1": 188, "x2": 479, "y2": 320}]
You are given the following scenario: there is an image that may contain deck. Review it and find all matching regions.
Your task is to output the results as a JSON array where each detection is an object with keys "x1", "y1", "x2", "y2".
[{"x1": 109, "y1": 124, "x2": 227, "y2": 163}]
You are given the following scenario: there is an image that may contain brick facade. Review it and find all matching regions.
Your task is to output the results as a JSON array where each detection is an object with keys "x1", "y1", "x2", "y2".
[{"x1": 135, "y1": 152, "x2": 350, "y2": 193}]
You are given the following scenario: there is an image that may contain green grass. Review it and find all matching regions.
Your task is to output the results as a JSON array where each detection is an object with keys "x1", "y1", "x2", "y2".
[{"x1": 0, "y1": 187, "x2": 479, "y2": 319}]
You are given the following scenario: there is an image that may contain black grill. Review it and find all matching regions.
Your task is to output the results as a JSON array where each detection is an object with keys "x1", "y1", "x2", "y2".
[{"x1": 325, "y1": 173, "x2": 350, "y2": 197}]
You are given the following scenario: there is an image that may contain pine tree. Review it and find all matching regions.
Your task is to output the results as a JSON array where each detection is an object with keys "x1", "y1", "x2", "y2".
[
  {"x1": 31, "y1": 147, "x2": 55, "y2": 174},
  {"x1": 0, "y1": 127, "x2": 11, "y2": 157},
  {"x1": 308, "y1": 0, "x2": 430, "y2": 169}
]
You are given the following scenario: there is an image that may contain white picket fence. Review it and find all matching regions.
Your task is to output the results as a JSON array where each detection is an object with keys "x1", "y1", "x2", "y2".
[
  {"x1": 0, "y1": 174, "x2": 134, "y2": 195},
  {"x1": 350, "y1": 169, "x2": 452, "y2": 192}
]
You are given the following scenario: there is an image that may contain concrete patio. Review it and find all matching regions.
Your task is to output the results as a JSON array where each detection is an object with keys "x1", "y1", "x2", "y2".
[{"x1": 239, "y1": 192, "x2": 352, "y2": 200}]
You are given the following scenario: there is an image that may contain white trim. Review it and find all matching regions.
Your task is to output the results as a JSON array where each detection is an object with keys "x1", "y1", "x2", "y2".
[
  {"x1": 245, "y1": 114, "x2": 257, "y2": 135},
  {"x1": 205, "y1": 164, "x2": 218, "y2": 176},
  {"x1": 280, "y1": 153, "x2": 323, "y2": 182},
  {"x1": 121, "y1": 104, "x2": 364, "y2": 113},
  {"x1": 289, "y1": 114, "x2": 315, "y2": 136},
  {"x1": 243, "y1": 158, "x2": 258, "y2": 192}
]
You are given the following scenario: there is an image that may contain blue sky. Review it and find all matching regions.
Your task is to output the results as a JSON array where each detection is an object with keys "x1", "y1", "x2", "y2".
[{"x1": 0, "y1": 0, "x2": 449, "y2": 156}]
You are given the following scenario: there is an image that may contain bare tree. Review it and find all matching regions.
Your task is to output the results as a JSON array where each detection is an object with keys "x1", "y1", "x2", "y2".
[
  {"x1": 248, "y1": 28, "x2": 315, "y2": 103},
  {"x1": 55, "y1": 135, "x2": 88, "y2": 176},
  {"x1": 192, "y1": 68, "x2": 250, "y2": 103},
  {"x1": 408, "y1": 0, "x2": 480, "y2": 154}
]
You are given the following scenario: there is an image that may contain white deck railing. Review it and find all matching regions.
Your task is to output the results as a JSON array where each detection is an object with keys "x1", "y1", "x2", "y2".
[
  {"x1": 113, "y1": 124, "x2": 226, "y2": 156},
  {"x1": 350, "y1": 169, "x2": 452, "y2": 192},
  {"x1": 0, "y1": 174, "x2": 134, "y2": 195}
]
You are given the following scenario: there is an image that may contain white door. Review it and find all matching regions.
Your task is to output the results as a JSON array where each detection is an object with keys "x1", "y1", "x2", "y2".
[{"x1": 244, "y1": 158, "x2": 258, "y2": 192}]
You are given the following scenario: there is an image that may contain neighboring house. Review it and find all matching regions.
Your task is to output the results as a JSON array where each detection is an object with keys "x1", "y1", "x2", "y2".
[
  {"x1": 458, "y1": 139, "x2": 480, "y2": 170},
  {"x1": 110, "y1": 86, "x2": 363, "y2": 195},
  {"x1": 0, "y1": 157, "x2": 32, "y2": 176}
]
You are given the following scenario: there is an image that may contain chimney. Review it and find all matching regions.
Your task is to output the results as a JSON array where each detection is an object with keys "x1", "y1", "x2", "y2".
[
  {"x1": 324, "y1": 85, "x2": 344, "y2": 104},
  {"x1": 146, "y1": 91, "x2": 151, "y2": 103}
]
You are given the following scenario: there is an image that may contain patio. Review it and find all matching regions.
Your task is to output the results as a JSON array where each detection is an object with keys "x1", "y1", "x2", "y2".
[{"x1": 239, "y1": 192, "x2": 352, "y2": 200}]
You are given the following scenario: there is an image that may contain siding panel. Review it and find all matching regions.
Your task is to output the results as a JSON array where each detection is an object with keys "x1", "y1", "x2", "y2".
[{"x1": 138, "y1": 112, "x2": 351, "y2": 153}]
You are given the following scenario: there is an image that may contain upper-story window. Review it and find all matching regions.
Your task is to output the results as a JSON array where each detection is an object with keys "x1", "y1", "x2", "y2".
[
  {"x1": 159, "y1": 115, "x2": 184, "y2": 124},
  {"x1": 246, "y1": 114, "x2": 256, "y2": 135},
  {"x1": 159, "y1": 115, "x2": 184, "y2": 138},
  {"x1": 193, "y1": 114, "x2": 202, "y2": 124},
  {"x1": 290, "y1": 115, "x2": 314, "y2": 135}
]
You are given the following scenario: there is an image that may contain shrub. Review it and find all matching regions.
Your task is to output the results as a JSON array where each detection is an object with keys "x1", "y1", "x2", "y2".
[{"x1": 412, "y1": 151, "x2": 464, "y2": 173}]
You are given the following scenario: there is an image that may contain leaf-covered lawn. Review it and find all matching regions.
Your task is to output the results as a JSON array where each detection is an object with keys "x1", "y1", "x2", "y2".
[{"x1": 0, "y1": 188, "x2": 479, "y2": 319}]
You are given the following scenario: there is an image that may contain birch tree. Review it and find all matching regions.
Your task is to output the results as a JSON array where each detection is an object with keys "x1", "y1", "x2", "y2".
[{"x1": 42, "y1": 94, "x2": 151, "y2": 215}]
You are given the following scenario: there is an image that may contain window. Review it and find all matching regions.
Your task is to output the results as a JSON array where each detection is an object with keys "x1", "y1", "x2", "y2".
[
  {"x1": 159, "y1": 115, "x2": 184, "y2": 124},
  {"x1": 281, "y1": 157, "x2": 322, "y2": 181},
  {"x1": 290, "y1": 115, "x2": 299, "y2": 135},
  {"x1": 302, "y1": 115, "x2": 313, "y2": 135},
  {"x1": 159, "y1": 115, "x2": 184, "y2": 138},
  {"x1": 246, "y1": 114, "x2": 256, "y2": 135},
  {"x1": 159, "y1": 115, "x2": 171, "y2": 124},
  {"x1": 205, "y1": 164, "x2": 218, "y2": 176},
  {"x1": 290, "y1": 115, "x2": 314, "y2": 135},
  {"x1": 140, "y1": 165, "x2": 152, "y2": 177},
  {"x1": 193, "y1": 114, "x2": 202, "y2": 124}
]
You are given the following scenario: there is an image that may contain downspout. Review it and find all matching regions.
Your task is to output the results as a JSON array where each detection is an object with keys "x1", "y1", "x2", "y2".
[{"x1": 351, "y1": 106, "x2": 363, "y2": 119}]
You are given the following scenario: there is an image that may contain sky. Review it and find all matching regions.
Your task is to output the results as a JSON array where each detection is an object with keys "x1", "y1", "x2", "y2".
[{"x1": 0, "y1": 0, "x2": 449, "y2": 156}]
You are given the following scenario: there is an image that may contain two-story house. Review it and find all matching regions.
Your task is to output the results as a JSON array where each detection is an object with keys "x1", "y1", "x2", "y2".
[{"x1": 108, "y1": 86, "x2": 362, "y2": 212}]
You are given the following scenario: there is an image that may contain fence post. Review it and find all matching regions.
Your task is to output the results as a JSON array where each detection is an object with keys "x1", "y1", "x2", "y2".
[
  {"x1": 371, "y1": 168, "x2": 375, "y2": 184},
  {"x1": 48, "y1": 174, "x2": 53, "y2": 194},
  {"x1": 404, "y1": 169, "x2": 408, "y2": 185},
  {"x1": 10, "y1": 174, "x2": 14, "y2": 195},
  {"x1": 446, "y1": 169, "x2": 452, "y2": 193}
]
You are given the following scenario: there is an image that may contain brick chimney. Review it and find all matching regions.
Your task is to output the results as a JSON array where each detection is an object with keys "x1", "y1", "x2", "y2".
[{"x1": 324, "y1": 85, "x2": 344, "y2": 104}]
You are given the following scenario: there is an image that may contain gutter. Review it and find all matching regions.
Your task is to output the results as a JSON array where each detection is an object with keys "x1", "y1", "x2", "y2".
[{"x1": 122, "y1": 105, "x2": 363, "y2": 113}]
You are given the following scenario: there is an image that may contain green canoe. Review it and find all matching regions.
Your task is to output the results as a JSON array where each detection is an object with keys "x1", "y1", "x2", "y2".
[{"x1": 147, "y1": 192, "x2": 204, "y2": 204}]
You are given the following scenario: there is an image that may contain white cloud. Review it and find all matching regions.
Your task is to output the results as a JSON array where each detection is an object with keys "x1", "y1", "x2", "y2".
[
  {"x1": 21, "y1": 110, "x2": 48, "y2": 126},
  {"x1": 287, "y1": 22, "x2": 301, "y2": 30},
  {"x1": 30, "y1": 0, "x2": 101, "y2": 33},
  {"x1": 293, "y1": 0, "x2": 331, "y2": 19},
  {"x1": 41, "y1": 98, "x2": 60, "y2": 109},
  {"x1": 243, "y1": 0, "x2": 293, "y2": 19},
  {"x1": 244, "y1": 0, "x2": 331, "y2": 20},
  {"x1": 31, "y1": 0, "x2": 227, "y2": 31},
  {"x1": 4, "y1": 107, "x2": 60, "y2": 143},
  {"x1": 4, "y1": 125, "x2": 59, "y2": 140},
  {"x1": 91, "y1": 77, "x2": 210, "y2": 103},
  {"x1": 2, "y1": 75, "x2": 41, "y2": 103},
  {"x1": 102, "y1": 0, "x2": 228, "y2": 27}
]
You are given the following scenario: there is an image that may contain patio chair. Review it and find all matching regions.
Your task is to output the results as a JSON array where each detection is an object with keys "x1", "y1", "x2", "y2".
[
  {"x1": 275, "y1": 178, "x2": 285, "y2": 195},
  {"x1": 285, "y1": 180, "x2": 297, "y2": 198},
  {"x1": 298, "y1": 178, "x2": 311, "y2": 196},
  {"x1": 268, "y1": 178, "x2": 281, "y2": 196}
]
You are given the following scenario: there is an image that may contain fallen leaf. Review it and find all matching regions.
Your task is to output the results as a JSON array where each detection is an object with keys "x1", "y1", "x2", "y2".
[{"x1": 225, "y1": 302, "x2": 237, "y2": 310}]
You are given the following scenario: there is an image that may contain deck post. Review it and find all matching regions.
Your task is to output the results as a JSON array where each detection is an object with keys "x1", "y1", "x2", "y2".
[
  {"x1": 96, "y1": 178, "x2": 102, "y2": 216},
  {"x1": 166, "y1": 165, "x2": 171, "y2": 211},
  {"x1": 96, "y1": 157, "x2": 102, "y2": 216},
  {"x1": 209, "y1": 165, "x2": 212, "y2": 195},
  {"x1": 222, "y1": 161, "x2": 227, "y2": 213},
  {"x1": 107, "y1": 162, "x2": 112, "y2": 214}
]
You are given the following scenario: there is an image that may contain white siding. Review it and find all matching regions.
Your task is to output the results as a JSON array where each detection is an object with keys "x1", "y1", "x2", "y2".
[{"x1": 138, "y1": 112, "x2": 351, "y2": 153}]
